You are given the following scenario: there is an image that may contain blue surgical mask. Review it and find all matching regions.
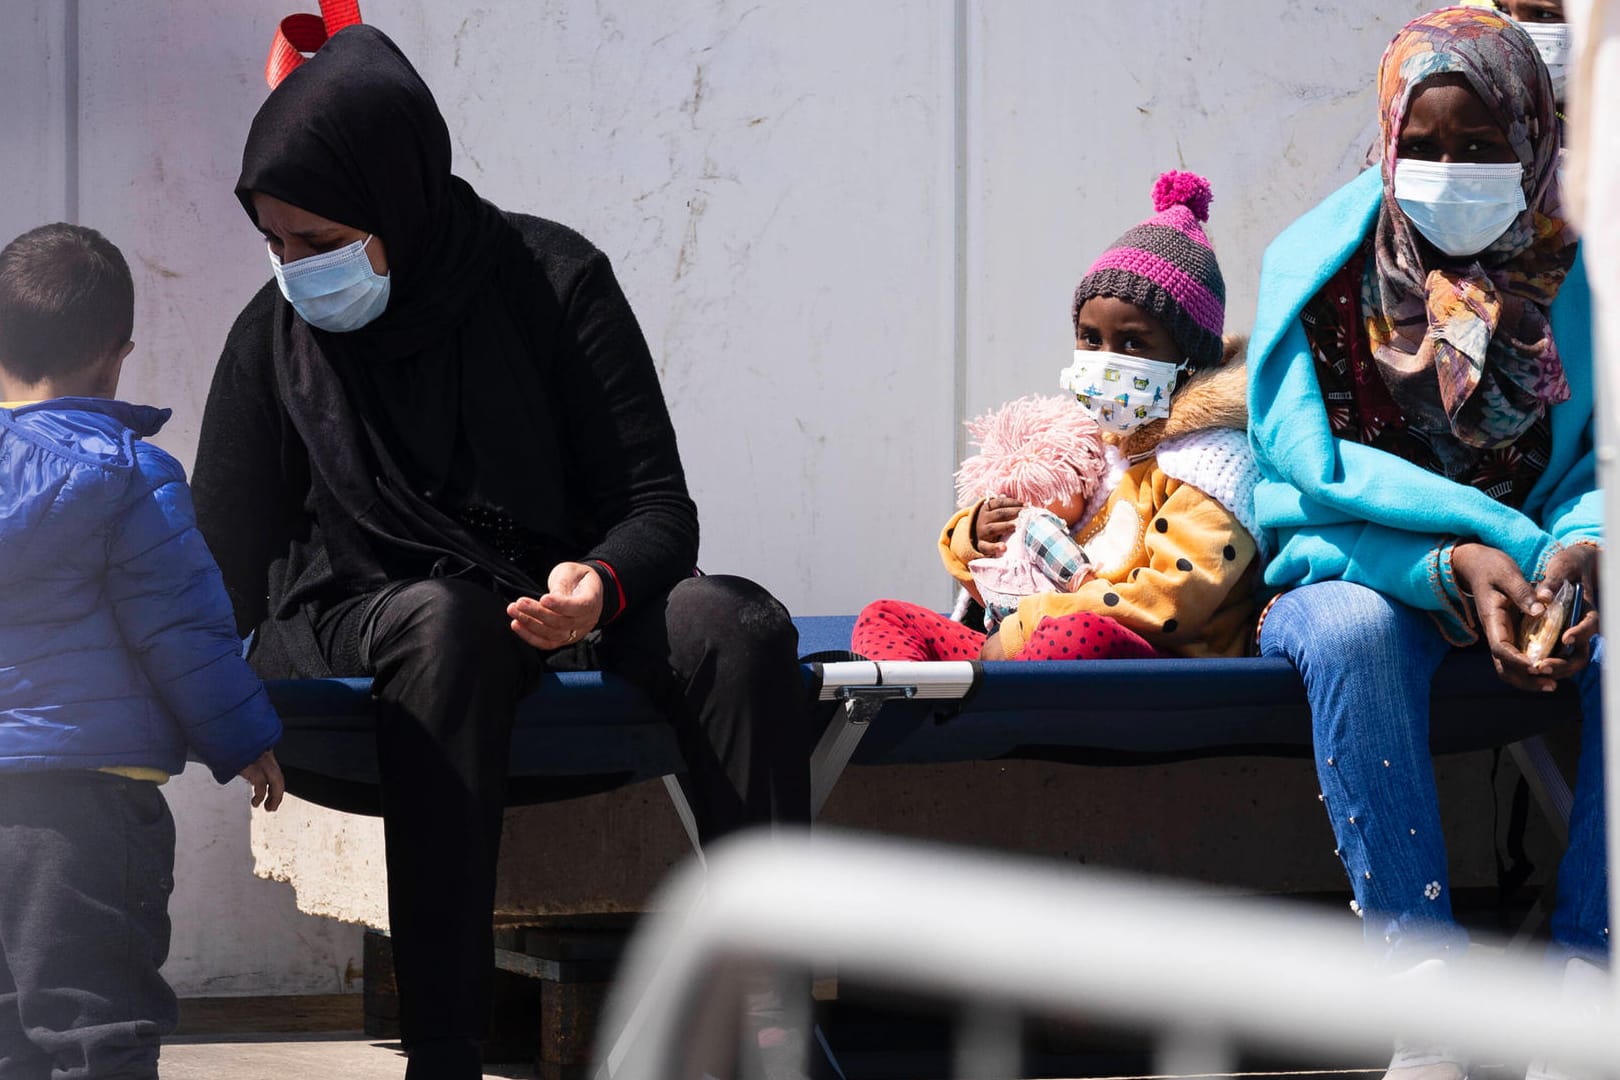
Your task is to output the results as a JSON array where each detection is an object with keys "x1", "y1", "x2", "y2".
[
  {"x1": 269, "y1": 234, "x2": 391, "y2": 332},
  {"x1": 1393, "y1": 159, "x2": 1526, "y2": 258}
]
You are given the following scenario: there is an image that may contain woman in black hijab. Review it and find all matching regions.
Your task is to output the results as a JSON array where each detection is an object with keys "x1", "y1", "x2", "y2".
[{"x1": 194, "y1": 25, "x2": 810, "y2": 1078}]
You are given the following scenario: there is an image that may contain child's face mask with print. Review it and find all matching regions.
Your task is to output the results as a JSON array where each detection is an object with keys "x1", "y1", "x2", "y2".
[{"x1": 1060, "y1": 297, "x2": 1187, "y2": 436}]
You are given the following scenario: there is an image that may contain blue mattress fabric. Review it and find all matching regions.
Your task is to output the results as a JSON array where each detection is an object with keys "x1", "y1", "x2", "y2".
[{"x1": 261, "y1": 614, "x2": 1579, "y2": 799}]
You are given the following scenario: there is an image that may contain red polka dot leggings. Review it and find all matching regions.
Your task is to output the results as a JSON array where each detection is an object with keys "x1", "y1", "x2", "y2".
[{"x1": 851, "y1": 598, "x2": 1163, "y2": 661}]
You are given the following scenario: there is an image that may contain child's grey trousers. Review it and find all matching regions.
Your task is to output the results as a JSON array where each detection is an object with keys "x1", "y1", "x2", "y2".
[{"x1": 0, "y1": 769, "x2": 177, "y2": 1080}]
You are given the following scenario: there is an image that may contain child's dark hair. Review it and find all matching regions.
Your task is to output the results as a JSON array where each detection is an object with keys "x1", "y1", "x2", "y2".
[{"x1": 0, "y1": 223, "x2": 134, "y2": 384}]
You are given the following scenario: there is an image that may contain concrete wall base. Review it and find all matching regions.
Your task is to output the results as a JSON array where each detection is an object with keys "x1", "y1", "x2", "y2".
[{"x1": 254, "y1": 733, "x2": 1573, "y2": 927}]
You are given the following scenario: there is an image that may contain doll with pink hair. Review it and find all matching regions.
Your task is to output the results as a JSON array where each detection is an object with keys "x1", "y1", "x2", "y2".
[
  {"x1": 850, "y1": 387, "x2": 1161, "y2": 662},
  {"x1": 954, "y1": 395, "x2": 1112, "y2": 631}
]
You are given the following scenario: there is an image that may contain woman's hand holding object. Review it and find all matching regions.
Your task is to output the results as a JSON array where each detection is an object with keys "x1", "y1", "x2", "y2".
[
  {"x1": 1453, "y1": 541, "x2": 1572, "y2": 692},
  {"x1": 1530, "y1": 542, "x2": 1601, "y2": 677}
]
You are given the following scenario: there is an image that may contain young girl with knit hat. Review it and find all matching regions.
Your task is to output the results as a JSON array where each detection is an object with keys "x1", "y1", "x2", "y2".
[{"x1": 853, "y1": 171, "x2": 1265, "y2": 663}]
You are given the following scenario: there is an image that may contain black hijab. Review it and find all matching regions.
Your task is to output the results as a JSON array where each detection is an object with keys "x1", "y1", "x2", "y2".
[
  {"x1": 238, "y1": 25, "x2": 508, "y2": 360},
  {"x1": 237, "y1": 25, "x2": 582, "y2": 603}
]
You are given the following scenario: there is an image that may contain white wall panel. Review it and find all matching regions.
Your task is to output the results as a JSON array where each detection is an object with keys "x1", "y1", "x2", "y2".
[
  {"x1": 77, "y1": 0, "x2": 290, "y2": 465},
  {"x1": 389, "y1": 1, "x2": 958, "y2": 614},
  {"x1": 0, "y1": 2, "x2": 69, "y2": 241}
]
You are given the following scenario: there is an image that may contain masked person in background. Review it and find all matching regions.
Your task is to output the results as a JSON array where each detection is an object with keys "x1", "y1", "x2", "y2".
[
  {"x1": 1464, "y1": 0, "x2": 1570, "y2": 134},
  {"x1": 192, "y1": 25, "x2": 811, "y2": 1080},
  {"x1": 854, "y1": 172, "x2": 1265, "y2": 663},
  {"x1": 1249, "y1": 10, "x2": 1605, "y2": 1080}
]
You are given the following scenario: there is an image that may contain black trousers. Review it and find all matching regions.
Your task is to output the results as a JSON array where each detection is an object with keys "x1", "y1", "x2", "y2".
[
  {"x1": 251, "y1": 574, "x2": 811, "y2": 1055},
  {"x1": 0, "y1": 772, "x2": 177, "y2": 1080}
]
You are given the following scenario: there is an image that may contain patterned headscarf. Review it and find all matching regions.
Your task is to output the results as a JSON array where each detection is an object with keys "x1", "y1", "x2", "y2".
[{"x1": 1364, "y1": 6, "x2": 1576, "y2": 458}]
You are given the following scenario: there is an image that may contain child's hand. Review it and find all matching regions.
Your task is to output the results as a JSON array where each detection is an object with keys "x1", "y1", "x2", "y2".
[
  {"x1": 980, "y1": 633, "x2": 1007, "y2": 661},
  {"x1": 238, "y1": 750, "x2": 285, "y2": 811},
  {"x1": 973, "y1": 498, "x2": 1024, "y2": 557}
]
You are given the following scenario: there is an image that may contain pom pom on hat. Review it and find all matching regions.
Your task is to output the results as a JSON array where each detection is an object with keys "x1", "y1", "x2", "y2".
[
  {"x1": 955, "y1": 395, "x2": 1109, "y2": 510},
  {"x1": 1152, "y1": 170, "x2": 1213, "y2": 222},
  {"x1": 1071, "y1": 169, "x2": 1227, "y2": 370}
]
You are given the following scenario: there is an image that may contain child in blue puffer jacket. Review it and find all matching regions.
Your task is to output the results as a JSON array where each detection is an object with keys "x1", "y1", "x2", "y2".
[{"x1": 0, "y1": 223, "x2": 284, "y2": 1080}]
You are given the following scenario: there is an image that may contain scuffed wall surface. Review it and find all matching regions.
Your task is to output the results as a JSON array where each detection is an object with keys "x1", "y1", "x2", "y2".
[
  {"x1": 249, "y1": 745, "x2": 1564, "y2": 929},
  {"x1": 165, "y1": 769, "x2": 364, "y2": 996},
  {"x1": 252, "y1": 794, "x2": 390, "y2": 930},
  {"x1": 405, "y1": 2, "x2": 958, "y2": 614}
]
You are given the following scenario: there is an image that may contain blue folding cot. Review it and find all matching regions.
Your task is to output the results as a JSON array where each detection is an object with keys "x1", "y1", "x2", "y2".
[{"x1": 265, "y1": 614, "x2": 1582, "y2": 849}]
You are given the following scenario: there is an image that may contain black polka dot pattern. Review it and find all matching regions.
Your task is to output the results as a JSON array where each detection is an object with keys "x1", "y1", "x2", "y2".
[{"x1": 1176, "y1": 558, "x2": 1193, "y2": 572}]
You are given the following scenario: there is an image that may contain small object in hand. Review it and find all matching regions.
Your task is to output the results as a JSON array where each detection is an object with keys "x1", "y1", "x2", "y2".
[
  {"x1": 1560, "y1": 583, "x2": 1586, "y2": 659},
  {"x1": 1521, "y1": 579, "x2": 1576, "y2": 664}
]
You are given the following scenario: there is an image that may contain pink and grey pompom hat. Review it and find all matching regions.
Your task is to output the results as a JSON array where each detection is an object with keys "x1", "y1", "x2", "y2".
[
  {"x1": 1071, "y1": 170, "x2": 1226, "y2": 370},
  {"x1": 955, "y1": 394, "x2": 1109, "y2": 510}
]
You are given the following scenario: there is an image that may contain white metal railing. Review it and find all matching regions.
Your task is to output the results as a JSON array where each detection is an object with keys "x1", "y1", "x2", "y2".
[{"x1": 598, "y1": 830, "x2": 1620, "y2": 1080}]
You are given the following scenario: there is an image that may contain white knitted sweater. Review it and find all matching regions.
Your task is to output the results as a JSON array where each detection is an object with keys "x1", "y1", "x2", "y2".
[{"x1": 1154, "y1": 426, "x2": 1269, "y2": 562}]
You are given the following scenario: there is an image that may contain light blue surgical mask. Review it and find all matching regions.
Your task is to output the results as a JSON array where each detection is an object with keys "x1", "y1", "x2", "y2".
[
  {"x1": 1393, "y1": 158, "x2": 1526, "y2": 258},
  {"x1": 1514, "y1": 19, "x2": 1569, "y2": 102},
  {"x1": 269, "y1": 234, "x2": 391, "y2": 332}
]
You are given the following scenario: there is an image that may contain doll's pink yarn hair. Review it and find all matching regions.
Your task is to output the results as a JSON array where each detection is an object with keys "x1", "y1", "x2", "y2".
[{"x1": 955, "y1": 394, "x2": 1109, "y2": 510}]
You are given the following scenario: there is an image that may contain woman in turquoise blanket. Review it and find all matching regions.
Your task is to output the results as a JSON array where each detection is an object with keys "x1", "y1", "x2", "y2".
[{"x1": 1249, "y1": 9, "x2": 1605, "y2": 1077}]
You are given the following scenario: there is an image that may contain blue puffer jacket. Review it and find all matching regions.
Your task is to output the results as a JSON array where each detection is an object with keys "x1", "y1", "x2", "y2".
[{"x1": 0, "y1": 398, "x2": 281, "y2": 781}]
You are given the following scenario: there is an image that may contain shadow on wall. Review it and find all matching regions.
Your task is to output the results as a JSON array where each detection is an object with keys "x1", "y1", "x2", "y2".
[{"x1": 164, "y1": 765, "x2": 366, "y2": 998}]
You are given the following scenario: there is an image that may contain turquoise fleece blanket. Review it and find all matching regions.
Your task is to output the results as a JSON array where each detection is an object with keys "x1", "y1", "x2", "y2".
[{"x1": 1247, "y1": 166, "x2": 1598, "y2": 643}]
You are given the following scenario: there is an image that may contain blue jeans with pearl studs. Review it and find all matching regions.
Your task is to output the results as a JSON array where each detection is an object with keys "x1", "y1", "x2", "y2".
[{"x1": 1260, "y1": 580, "x2": 1608, "y2": 970}]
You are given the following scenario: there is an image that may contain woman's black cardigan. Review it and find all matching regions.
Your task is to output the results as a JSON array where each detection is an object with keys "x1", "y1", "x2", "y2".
[{"x1": 192, "y1": 215, "x2": 700, "y2": 643}]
